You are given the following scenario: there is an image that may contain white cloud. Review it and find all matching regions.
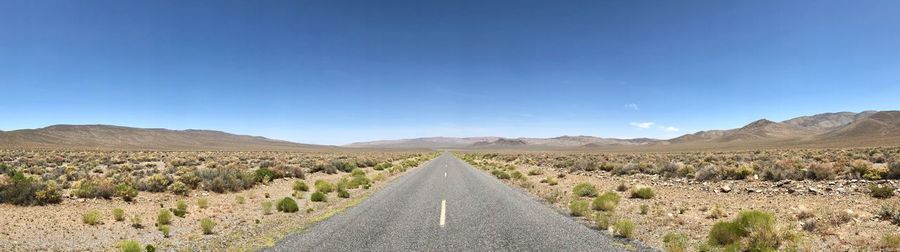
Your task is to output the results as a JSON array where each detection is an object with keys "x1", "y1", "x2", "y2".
[
  {"x1": 662, "y1": 126, "x2": 680, "y2": 132},
  {"x1": 630, "y1": 122, "x2": 654, "y2": 129},
  {"x1": 625, "y1": 103, "x2": 640, "y2": 111}
]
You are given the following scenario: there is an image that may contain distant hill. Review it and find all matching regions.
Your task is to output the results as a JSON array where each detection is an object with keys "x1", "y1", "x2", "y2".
[
  {"x1": 0, "y1": 124, "x2": 333, "y2": 151},
  {"x1": 347, "y1": 110, "x2": 900, "y2": 150}
]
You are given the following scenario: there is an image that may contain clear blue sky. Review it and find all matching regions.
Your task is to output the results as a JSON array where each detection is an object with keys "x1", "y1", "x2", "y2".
[{"x1": 2, "y1": 0, "x2": 899, "y2": 145}]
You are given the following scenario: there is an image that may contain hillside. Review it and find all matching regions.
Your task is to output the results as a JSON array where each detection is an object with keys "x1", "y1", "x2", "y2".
[{"x1": 0, "y1": 124, "x2": 332, "y2": 151}]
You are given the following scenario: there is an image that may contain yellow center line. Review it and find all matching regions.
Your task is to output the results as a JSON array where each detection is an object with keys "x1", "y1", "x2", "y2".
[{"x1": 439, "y1": 200, "x2": 446, "y2": 227}]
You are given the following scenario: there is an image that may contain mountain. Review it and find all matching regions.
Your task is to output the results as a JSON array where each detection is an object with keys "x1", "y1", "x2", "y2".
[
  {"x1": 347, "y1": 110, "x2": 900, "y2": 150},
  {"x1": 347, "y1": 135, "x2": 660, "y2": 149},
  {"x1": 659, "y1": 110, "x2": 900, "y2": 150},
  {"x1": 0, "y1": 124, "x2": 332, "y2": 151}
]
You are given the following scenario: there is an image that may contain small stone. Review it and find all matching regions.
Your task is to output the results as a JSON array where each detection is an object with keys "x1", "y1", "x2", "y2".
[{"x1": 720, "y1": 185, "x2": 732, "y2": 193}]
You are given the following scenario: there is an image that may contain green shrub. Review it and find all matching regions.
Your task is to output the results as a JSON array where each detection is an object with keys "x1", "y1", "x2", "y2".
[
  {"x1": 145, "y1": 244, "x2": 156, "y2": 252},
  {"x1": 200, "y1": 218, "x2": 216, "y2": 235},
  {"x1": 883, "y1": 233, "x2": 900, "y2": 250},
  {"x1": 871, "y1": 184, "x2": 895, "y2": 199},
  {"x1": 613, "y1": 219, "x2": 634, "y2": 238},
  {"x1": 594, "y1": 212, "x2": 612, "y2": 229},
  {"x1": 573, "y1": 183, "x2": 598, "y2": 197},
  {"x1": 74, "y1": 179, "x2": 115, "y2": 199},
  {"x1": 83, "y1": 209, "x2": 102, "y2": 225},
  {"x1": 157, "y1": 209, "x2": 172, "y2": 226},
  {"x1": 261, "y1": 201, "x2": 273, "y2": 215},
  {"x1": 130, "y1": 214, "x2": 143, "y2": 228},
  {"x1": 293, "y1": 181, "x2": 309, "y2": 191},
  {"x1": 569, "y1": 200, "x2": 590, "y2": 217},
  {"x1": 167, "y1": 181, "x2": 190, "y2": 196},
  {"x1": 349, "y1": 175, "x2": 370, "y2": 189},
  {"x1": 113, "y1": 208, "x2": 126, "y2": 222},
  {"x1": 510, "y1": 171, "x2": 525, "y2": 180},
  {"x1": 196, "y1": 166, "x2": 256, "y2": 193},
  {"x1": 663, "y1": 232, "x2": 689, "y2": 252},
  {"x1": 640, "y1": 204, "x2": 649, "y2": 215},
  {"x1": 708, "y1": 221, "x2": 744, "y2": 245},
  {"x1": 630, "y1": 187, "x2": 655, "y2": 199},
  {"x1": 235, "y1": 195, "x2": 246, "y2": 204},
  {"x1": 276, "y1": 197, "x2": 299, "y2": 213},
  {"x1": 172, "y1": 200, "x2": 188, "y2": 217},
  {"x1": 117, "y1": 240, "x2": 141, "y2": 252},
  {"x1": 351, "y1": 168, "x2": 366, "y2": 176},
  {"x1": 338, "y1": 188, "x2": 350, "y2": 198},
  {"x1": 254, "y1": 167, "x2": 280, "y2": 183},
  {"x1": 315, "y1": 180, "x2": 334, "y2": 193},
  {"x1": 491, "y1": 170, "x2": 511, "y2": 179},
  {"x1": 114, "y1": 183, "x2": 139, "y2": 202},
  {"x1": 527, "y1": 169, "x2": 543, "y2": 176},
  {"x1": 591, "y1": 192, "x2": 621, "y2": 211},
  {"x1": 374, "y1": 162, "x2": 392, "y2": 171},
  {"x1": 311, "y1": 191, "x2": 327, "y2": 202},
  {"x1": 159, "y1": 224, "x2": 171, "y2": 238},
  {"x1": 707, "y1": 210, "x2": 784, "y2": 251},
  {"x1": 197, "y1": 198, "x2": 209, "y2": 209}
]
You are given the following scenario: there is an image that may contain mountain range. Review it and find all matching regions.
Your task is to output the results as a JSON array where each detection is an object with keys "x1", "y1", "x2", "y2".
[
  {"x1": 1, "y1": 110, "x2": 898, "y2": 151},
  {"x1": 348, "y1": 111, "x2": 900, "y2": 150}
]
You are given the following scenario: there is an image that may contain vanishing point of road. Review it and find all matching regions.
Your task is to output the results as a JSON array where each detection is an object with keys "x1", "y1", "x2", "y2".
[{"x1": 269, "y1": 153, "x2": 645, "y2": 251}]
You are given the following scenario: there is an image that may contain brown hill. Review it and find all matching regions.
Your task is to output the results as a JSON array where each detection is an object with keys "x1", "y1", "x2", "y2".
[{"x1": 0, "y1": 124, "x2": 332, "y2": 151}]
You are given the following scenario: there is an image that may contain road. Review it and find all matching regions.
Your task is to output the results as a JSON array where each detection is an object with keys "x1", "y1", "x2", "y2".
[{"x1": 269, "y1": 153, "x2": 640, "y2": 251}]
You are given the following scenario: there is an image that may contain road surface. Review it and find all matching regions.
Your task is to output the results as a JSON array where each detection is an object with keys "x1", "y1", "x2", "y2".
[{"x1": 269, "y1": 153, "x2": 641, "y2": 251}]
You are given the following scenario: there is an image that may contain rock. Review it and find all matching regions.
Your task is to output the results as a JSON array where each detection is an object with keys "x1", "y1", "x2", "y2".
[
  {"x1": 808, "y1": 186, "x2": 822, "y2": 195},
  {"x1": 775, "y1": 180, "x2": 791, "y2": 187},
  {"x1": 720, "y1": 185, "x2": 732, "y2": 193},
  {"x1": 787, "y1": 187, "x2": 796, "y2": 194},
  {"x1": 745, "y1": 188, "x2": 759, "y2": 193}
]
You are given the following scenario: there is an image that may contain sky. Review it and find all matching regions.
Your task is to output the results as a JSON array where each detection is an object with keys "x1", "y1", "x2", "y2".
[{"x1": 1, "y1": 0, "x2": 899, "y2": 145}]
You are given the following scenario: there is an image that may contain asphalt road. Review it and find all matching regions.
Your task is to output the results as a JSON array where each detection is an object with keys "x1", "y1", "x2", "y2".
[{"x1": 269, "y1": 153, "x2": 637, "y2": 251}]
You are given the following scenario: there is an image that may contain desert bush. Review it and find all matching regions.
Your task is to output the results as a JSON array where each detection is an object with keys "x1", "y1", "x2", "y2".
[
  {"x1": 707, "y1": 210, "x2": 788, "y2": 251},
  {"x1": 254, "y1": 167, "x2": 279, "y2": 183},
  {"x1": 527, "y1": 169, "x2": 543, "y2": 176},
  {"x1": 569, "y1": 200, "x2": 590, "y2": 217},
  {"x1": 878, "y1": 203, "x2": 900, "y2": 225},
  {"x1": 888, "y1": 162, "x2": 900, "y2": 179},
  {"x1": 200, "y1": 218, "x2": 216, "y2": 234},
  {"x1": 332, "y1": 160, "x2": 358, "y2": 173},
  {"x1": 870, "y1": 184, "x2": 896, "y2": 199},
  {"x1": 74, "y1": 179, "x2": 115, "y2": 199},
  {"x1": 172, "y1": 200, "x2": 188, "y2": 217},
  {"x1": 117, "y1": 240, "x2": 141, "y2": 252},
  {"x1": 113, "y1": 208, "x2": 125, "y2": 222},
  {"x1": 167, "y1": 181, "x2": 189, "y2": 196},
  {"x1": 591, "y1": 192, "x2": 621, "y2": 211},
  {"x1": 806, "y1": 162, "x2": 835, "y2": 180},
  {"x1": 311, "y1": 191, "x2": 327, "y2": 202},
  {"x1": 130, "y1": 214, "x2": 143, "y2": 228},
  {"x1": 573, "y1": 183, "x2": 598, "y2": 197},
  {"x1": 374, "y1": 162, "x2": 392, "y2": 171},
  {"x1": 197, "y1": 198, "x2": 209, "y2": 209},
  {"x1": 276, "y1": 197, "x2": 299, "y2": 213},
  {"x1": 196, "y1": 166, "x2": 256, "y2": 193},
  {"x1": 315, "y1": 180, "x2": 334, "y2": 193},
  {"x1": 640, "y1": 204, "x2": 649, "y2": 215},
  {"x1": 114, "y1": 183, "x2": 139, "y2": 202},
  {"x1": 594, "y1": 212, "x2": 612, "y2": 229},
  {"x1": 337, "y1": 188, "x2": 350, "y2": 198},
  {"x1": 349, "y1": 175, "x2": 370, "y2": 189},
  {"x1": 157, "y1": 209, "x2": 172, "y2": 226},
  {"x1": 350, "y1": 168, "x2": 365, "y2": 177},
  {"x1": 616, "y1": 183, "x2": 628, "y2": 192},
  {"x1": 612, "y1": 219, "x2": 634, "y2": 238},
  {"x1": 695, "y1": 164, "x2": 721, "y2": 181},
  {"x1": 883, "y1": 233, "x2": 900, "y2": 250},
  {"x1": 630, "y1": 187, "x2": 655, "y2": 199},
  {"x1": 510, "y1": 171, "x2": 525, "y2": 180},
  {"x1": 293, "y1": 181, "x2": 309, "y2": 192},
  {"x1": 491, "y1": 170, "x2": 511, "y2": 180},
  {"x1": 611, "y1": 163, "x2": 641, "y2": 176},
  {"x1": 262, "y1": 201, "x2": 274, "y2": 215},
  {"x1": 761, "y1": 160, "x2": 805, "y2": 181},
  {"x1": 141, "y1": 174, "x2": 171, "y2": 192},
  {"x1": 83, "y1": 209, "x2": 102, "y2": 225},
  {"x1": 159, "y1": 224, "x2": 171, "y2": 238},
  {"x1": 723, "y1": 164, "x2": 754, "y2": 180},
  {"x1": 663, "y1": 232, "x2": 689, "y2": 252}
]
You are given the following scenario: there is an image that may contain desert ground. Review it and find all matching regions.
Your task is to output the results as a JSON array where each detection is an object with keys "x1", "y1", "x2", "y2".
[{"x1": 457, "y1": 147, "x2": 900, "y2": 251}]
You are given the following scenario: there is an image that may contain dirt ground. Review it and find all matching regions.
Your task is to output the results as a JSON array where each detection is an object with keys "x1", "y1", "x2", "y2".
[
  {"x1": 473, "y1": 159, "x2": 900, "y2": 251},
  {"x1": 0, "y1": 162, "x2": 425, "y2": 251}
]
